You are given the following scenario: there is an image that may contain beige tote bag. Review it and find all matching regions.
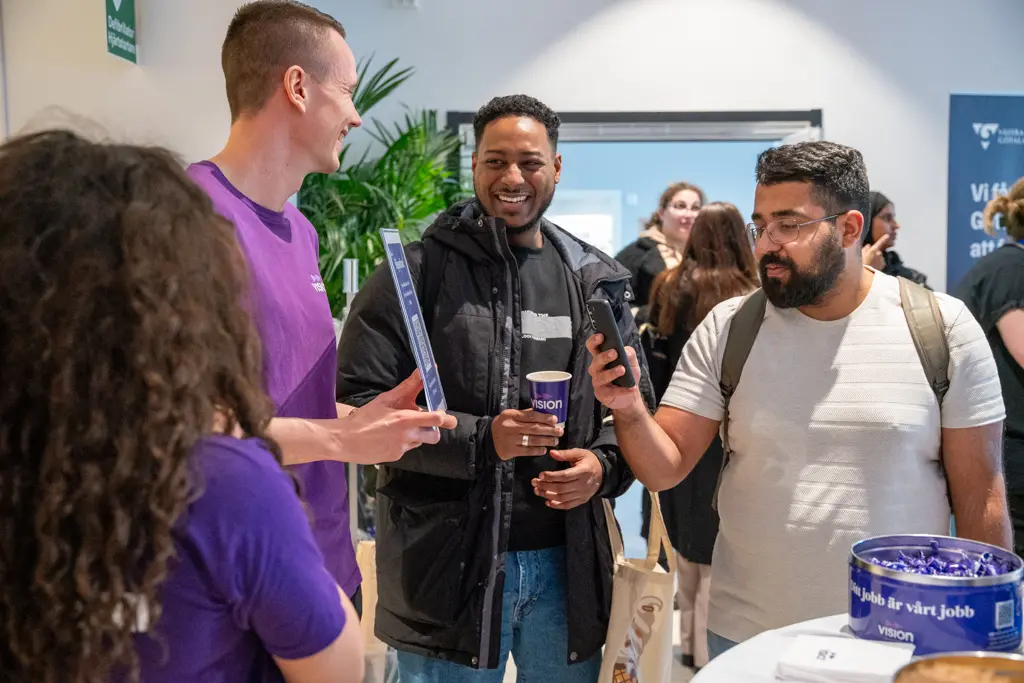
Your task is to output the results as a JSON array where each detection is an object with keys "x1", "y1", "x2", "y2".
[
  {"x1": 598, "y1": 491, "x2": 677, "y2": 683},
  {"x1": 356, "y1": 540, "x2": 386, "y2": 654}
]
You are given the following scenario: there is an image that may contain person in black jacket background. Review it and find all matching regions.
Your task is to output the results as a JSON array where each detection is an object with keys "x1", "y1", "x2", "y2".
[
  {"x1": 636, "y1": 202, "x2": 758, "y2": 671},
  {"x1": 337, "y1": 95, "x2": 654, "y2": 683},
  {"x1": 955, "y1": 179, "x2": 1024, "y2": 557},
  {"x1": 861, "y1": 190, "x2": 929, "y2": 287},
  {"x1": 615, "y1": 181, "x2": 705, "y2": 309}
]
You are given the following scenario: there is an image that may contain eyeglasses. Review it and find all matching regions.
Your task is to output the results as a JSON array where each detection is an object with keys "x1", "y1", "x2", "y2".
[
  {"x1": 668, "y1": 202, "x2": 701, "y2": 214},
  {"x1": 746, "y1": 213, "x2": 843, "y2": 247}
]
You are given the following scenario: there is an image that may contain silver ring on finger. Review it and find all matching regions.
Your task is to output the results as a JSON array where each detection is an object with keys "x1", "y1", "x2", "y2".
[{"x1": 521, "y1": 434, "x2": 530, "y2": 447}]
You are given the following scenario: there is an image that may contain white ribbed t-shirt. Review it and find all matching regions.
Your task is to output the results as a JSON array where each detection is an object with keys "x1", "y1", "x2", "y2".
[{"x1": 660, "y1": 270, "x2": 1005, "y2": 644}]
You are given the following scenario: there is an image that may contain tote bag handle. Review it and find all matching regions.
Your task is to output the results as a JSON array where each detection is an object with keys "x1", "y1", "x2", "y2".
[{"x1": 602, "y1": 490, "x2": 677, "y2": 572}]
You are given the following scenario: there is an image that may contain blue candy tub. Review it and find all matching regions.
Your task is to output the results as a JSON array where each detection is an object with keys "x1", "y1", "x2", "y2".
[{"x1": 849, "y1": 535, "x2": 1024, "y2": 655}]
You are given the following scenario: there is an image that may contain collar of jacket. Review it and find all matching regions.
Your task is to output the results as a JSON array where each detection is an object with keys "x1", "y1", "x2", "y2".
[{"x1": 423, "y1": 198, "x2": 633, "y2": 293}]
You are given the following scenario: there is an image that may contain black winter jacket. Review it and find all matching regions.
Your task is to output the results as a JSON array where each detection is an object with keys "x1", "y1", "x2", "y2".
[
  {"x1": 336, "y1": 200, "x2": 655, "y2": 669},
  {"x1": 614, "y1": 237, "x2": 667, "y2": 308},
  {"x1": 879, "y1": 250, "x2": 930, "y2": 288}
]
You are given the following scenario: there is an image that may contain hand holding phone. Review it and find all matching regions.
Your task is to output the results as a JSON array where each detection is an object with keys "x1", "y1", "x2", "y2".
[{"x1": 585, "y1": 298, "x2": 636, "y2": 389}]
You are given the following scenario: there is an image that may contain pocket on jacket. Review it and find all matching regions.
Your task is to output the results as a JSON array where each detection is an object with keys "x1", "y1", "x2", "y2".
[
  {"x1": 435, "y1": 311, "x2": 494, "y2": 409},
  {"x1": 377, "y1": 496, "x2": 468, "y2": 627}
]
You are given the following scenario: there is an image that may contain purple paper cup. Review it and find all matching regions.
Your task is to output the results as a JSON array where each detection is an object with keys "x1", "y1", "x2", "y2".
[{"x1": 526, "y1": 371, "x2": 571, "y2": 427}]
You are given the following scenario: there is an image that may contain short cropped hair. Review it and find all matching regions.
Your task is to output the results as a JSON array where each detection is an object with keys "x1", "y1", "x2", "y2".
[
  {"x1": 473, "y1": 95, "x2": 561, "y2": 151},
  {"x1": 755, "y1": 141, "x2": 870, "y2": 215},
  {"x1": 221, "y1": 1, "x2": 346, "y2": 121}
]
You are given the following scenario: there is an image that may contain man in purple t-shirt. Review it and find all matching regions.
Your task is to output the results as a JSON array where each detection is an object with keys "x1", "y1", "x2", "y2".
[{"x1": 191, "y1": 1, "x2": 456, "y2": 612}]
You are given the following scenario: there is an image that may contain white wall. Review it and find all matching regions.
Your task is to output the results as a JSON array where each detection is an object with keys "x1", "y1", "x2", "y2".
[
  {"x1": 3, "y1": 0, "x2": 1023, "y2": 289},
  {"x1": 1, "y1": 0, "x2": 235, "y2": 161},
  {"x1": 329, "y1": 0, "x2": 1024, "y2": 291}
]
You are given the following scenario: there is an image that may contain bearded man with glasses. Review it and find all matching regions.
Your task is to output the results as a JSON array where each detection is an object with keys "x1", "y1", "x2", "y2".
[{"x1": 585, "y1": 141, "x2": 1011, "y2": 660}]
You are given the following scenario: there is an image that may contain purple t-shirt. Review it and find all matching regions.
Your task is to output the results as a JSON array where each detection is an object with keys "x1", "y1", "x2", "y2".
[
  {"x1": 187, "y1": 162, "x2": 359, "y2": 595},
  {"x1": 134, "y1": 435, "x2": 345, "y2": 682}
]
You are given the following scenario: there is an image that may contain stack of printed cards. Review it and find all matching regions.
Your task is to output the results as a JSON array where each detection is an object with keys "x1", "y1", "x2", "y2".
[{"x1": 774, "y1": 634, "x2": 915, "y2": 683}]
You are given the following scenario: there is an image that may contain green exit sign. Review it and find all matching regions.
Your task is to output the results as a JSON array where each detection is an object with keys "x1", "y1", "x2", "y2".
[{"x1": 106, "y1": 0, "x2": 137, "y2": 63}]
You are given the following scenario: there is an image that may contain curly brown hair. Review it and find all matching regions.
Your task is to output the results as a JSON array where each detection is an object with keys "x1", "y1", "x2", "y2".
[
  {"x1": 983, "y1": 176, "x2": 1024, "y2": 241},
  {"x1": 0, "y1": 130, "x2": 278, "y2": 683}
]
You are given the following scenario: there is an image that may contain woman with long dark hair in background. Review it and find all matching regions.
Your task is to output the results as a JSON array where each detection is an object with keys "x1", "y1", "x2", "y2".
[
  {"x1": 637, "y1": 202, "x2": 758, "y2": 672},
  {"x1": 616, "y1": 181, "x2": 705, "y2": 308},
  {"x1": 0, "y1": 131, "x2": 363, "y2": 683},
  {"x1": 956, "y1": 178, "x2": 1024, "y2": 557}
]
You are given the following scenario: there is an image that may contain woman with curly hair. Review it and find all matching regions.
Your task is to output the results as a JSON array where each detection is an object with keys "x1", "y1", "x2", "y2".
[
  {"x1": 956, "y1": 178, "x2": 1024, "y2": 558},
  {"x1": 0, "y1": 131, "x2": 363, "y2": 683}
]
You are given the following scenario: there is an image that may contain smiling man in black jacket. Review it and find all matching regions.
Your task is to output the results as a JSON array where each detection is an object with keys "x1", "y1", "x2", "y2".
[{"x1": 337, "y1": 95, "x2": 654, "y2": 682}]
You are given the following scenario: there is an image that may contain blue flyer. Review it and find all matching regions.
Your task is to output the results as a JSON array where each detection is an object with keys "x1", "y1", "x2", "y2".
[{"x1": 380, "y1": 229, "x2": 447, "y2": 413}]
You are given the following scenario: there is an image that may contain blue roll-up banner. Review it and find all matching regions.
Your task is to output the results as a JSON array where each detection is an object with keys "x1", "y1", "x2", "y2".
[{"x1": 947, "y1": 94, "x2": 1024, "y2": 292}]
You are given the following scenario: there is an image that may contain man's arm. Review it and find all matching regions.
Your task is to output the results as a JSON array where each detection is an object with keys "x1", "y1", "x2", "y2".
[
  {"x1": 938, "y1": 298, "x2": 1012, "y2": 549},
  {"x1": 587, "y1": 338, "x2": 719, "y2": 492},
  {"x1": 944, "y1": 422, "x2": 1012, "y2": 550},
  {"x1": 336, "y1": 255, "x2": 491, "y2": 480},
  {"x1": 274, "y1": 589, "x2": 364, "y2": 683},
  {"x1": 584, "y1": 290, "x2": 656, "y2": 497},
  {"x1": 267, "y1": 374, "x2": 455, "y2": 466}
]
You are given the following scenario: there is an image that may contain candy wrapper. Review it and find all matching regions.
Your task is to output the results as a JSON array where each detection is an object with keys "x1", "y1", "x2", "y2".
[{"x1": 870, "y1": 539, "x2": 1013, "y2": 578}]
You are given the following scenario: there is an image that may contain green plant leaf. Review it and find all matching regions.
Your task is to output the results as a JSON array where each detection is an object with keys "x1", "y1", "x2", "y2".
[
  {"x1": 352, "y1": 55, "x2": 414, "y2": 118},
  {"x1": 298, "y1": 57, "x2": 469, "y2": 316}
]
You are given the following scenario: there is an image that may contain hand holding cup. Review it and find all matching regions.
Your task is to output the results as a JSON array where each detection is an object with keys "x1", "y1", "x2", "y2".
[{"x1": 492, "y1": 409, "x2": 564, "y2": 461}]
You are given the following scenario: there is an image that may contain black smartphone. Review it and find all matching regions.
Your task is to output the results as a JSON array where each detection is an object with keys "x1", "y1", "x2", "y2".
[{"x1": 586, "y1": 298, "x2": 636, "y2": 388}]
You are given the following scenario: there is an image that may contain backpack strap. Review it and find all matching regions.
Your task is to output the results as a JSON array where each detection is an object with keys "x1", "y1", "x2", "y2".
[
  {"x1": 898, "y1": 276, "x2": 952, "y2": 506},
  {"x1": 899, "y1": 277, "x2": 950, "y2": 405},
  {"x1": 712, "y1": 289, "x2": 767, "y2": 510}
]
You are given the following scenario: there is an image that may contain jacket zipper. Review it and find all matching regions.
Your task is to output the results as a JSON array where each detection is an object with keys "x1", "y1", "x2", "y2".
[{"x1": 478, "y1": 221, "x2": 516, "y2": 669}]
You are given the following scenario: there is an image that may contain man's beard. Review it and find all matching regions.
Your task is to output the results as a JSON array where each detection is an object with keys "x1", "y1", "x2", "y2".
[
  {"x1": 759, "y1": 230, "x2": 846, "y2": 308},
  {"x1": 476, "y1": 192, "x2": 555, "y2": 235}
]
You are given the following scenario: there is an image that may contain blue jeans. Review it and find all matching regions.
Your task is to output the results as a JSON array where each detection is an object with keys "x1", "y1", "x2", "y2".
[
  {"x1": 706, "y1": 629, "x2": 739, "y2": 660},
  {"x1": 395, "y1": 547, "x2": 602, "y2": 683}
]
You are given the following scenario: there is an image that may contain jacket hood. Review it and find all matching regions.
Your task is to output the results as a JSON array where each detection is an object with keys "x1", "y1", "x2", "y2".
[{"x1": 422, "y1": 198, "x2": 631, "y2": 285}]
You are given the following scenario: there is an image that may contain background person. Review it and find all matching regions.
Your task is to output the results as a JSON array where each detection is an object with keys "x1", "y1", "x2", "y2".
[
  {"x1": 616, "y1": 181, "x2": 705, "y2": 308},
  {"x1": 0, "y1": 130, "x2": 364, "y2": 683},
  {"x1": 956, "y1": 177, "x2": 1024, "y2": 557},
  {"x1": 637, "y1": 202, "x2": 758, "y2": 671},
  {"x1": 861, "y1": 190, "x2": 929, "y2": 286}
]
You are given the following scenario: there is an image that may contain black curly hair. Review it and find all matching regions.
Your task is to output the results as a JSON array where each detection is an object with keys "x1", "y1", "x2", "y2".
[
  {"x1": 473, "y1": 94, "x2": 561, "y2": 151},
  {"x1": 0, "y1": 130, "x2": 278, "y2": 683},
  {"x1": 756, "y1": 140, "x2": 870, "y2": 217}
]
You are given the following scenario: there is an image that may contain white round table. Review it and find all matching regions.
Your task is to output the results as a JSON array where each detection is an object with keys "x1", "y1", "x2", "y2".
[
  {"x1": 693, "y1": 612, "x2": 1024, "y2": 681},
  {"x1": 693, "y1": 614, "x2": 852, "y2": 682}
]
